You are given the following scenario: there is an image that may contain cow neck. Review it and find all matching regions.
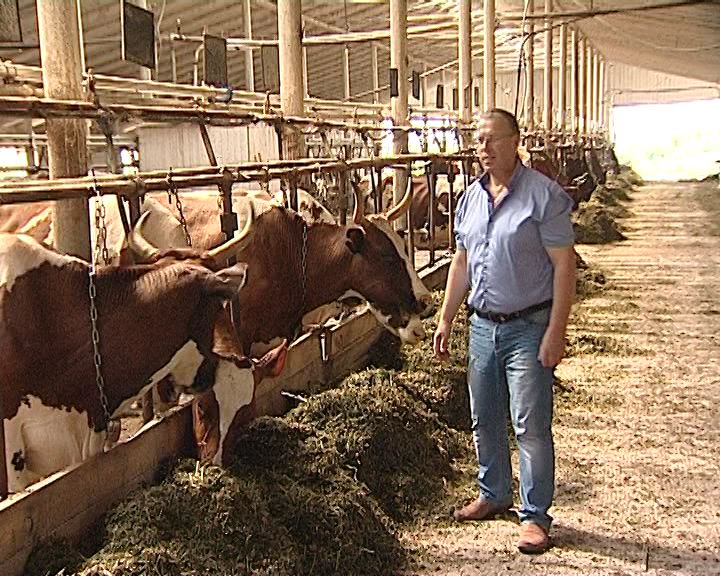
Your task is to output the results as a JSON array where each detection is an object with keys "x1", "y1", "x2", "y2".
[{"x1": 302, "y1": 223, "x2": 354, "y2": 312}]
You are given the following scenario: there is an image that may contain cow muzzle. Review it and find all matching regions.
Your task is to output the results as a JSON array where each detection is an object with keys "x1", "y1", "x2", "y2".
[{"x1": 398, "y1": 316, "x2": 427, "y2": 346}]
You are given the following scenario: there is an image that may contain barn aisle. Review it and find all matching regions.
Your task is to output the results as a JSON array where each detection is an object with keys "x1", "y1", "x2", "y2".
[{"x1": 402, "y1": 180, "x2": 720, "y2": 576}]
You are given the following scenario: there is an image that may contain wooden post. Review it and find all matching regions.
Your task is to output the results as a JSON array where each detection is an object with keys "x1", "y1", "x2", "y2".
[
  {"x1": 422, "y1": 63, "x2": 428, "y2": 107},
  {"x1": 585, "y1": 40, "x2": 592, "y2": 137},
  {"x1": 343, "y1": 44, "x2": 351, "y2": 101},
  {"x1": 558, "y1": 23, "x2": 567, "y2": 132},
  {"x1": 525, "y1": 0, "x2": 534, "y2": 129},
  {"x1": 598, "y1": 57, "x2": 606, "y2": 133},
  {"x1": 483, "y1": 0, "x2": 495, "y2": 111},
  {"x1": 570, "y1": 28, "x2": 578, "y2": 135},
  {"x1": 458, "y1": 0, "x2": 472, "y2": 123},
  {"x1": 578, "y1": 36, "x2": 585, "y2": 136},
  {"x1": 593, "y1": 50, "x2": 600, "y2": 133},
  {"x1": 390, "y1": 0, "x2": 408, "y2": 229},
  {"x1": 37, "y1": 0, "x2": 90, "y2": 259},
  {"x1": 302, "y1": 46, "x2": 309, "y2": 98},
  {"x1": 371, "y1": 44, "x2": 379, "y2": 104},
  {"x1": 588, "y1": 46, "x2": 595, "y2": 132},
  {"x1": 543, "y1": 0, "x2": 553, "y2": 133},
  {"x1": 277, "y1": 0, "x2": 305, "y2": 160},
  {"x1": 243, "y1": 0, "x2": 255, "y2": 91}
]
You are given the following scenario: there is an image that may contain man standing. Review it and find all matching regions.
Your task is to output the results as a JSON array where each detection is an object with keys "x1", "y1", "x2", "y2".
[{"x1": 433, "y1": 109, "x2": 576, "y2": 554}]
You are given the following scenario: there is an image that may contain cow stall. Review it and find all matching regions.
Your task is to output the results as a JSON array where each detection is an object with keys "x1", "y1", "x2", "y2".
[
  {"x1": 0, "y1": 145, "x2": 477, "y2": 575},
  {"x1": 0, "y1": 254, "x2": 452, "y2": 576}
]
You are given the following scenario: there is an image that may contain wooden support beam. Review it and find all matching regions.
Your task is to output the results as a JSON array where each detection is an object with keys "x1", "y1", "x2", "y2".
[
  {"x1": 37, "y1": 0, "x2": 91, "y2": 260},
  {"x1": 558, "y1": 23, "x2": 567, "y2": 131},
  {"x1": 543, "y1": 0, "x2": 553, "y2": 132},
  {"x1": 525, "y1": 0, "x2": 535, "y2": 129},
  {"x1": 570, "y1": 28, "x2": 578, "y2": 134},
  {"x1": 243, "y1": 0, "x2": 255, "y2": 91},
  {"x1": 277, "y1": 0, "x2": 305, "y2": 160},
  {"x1": 391, "y1": 0, "x2": 409, "y2": 229},
  {"x1": 458, "y1": 0, "x2": 472, "y2": 123},
  {"x1": 483, "y1": 0, "x2": 495, "y2": 111}
]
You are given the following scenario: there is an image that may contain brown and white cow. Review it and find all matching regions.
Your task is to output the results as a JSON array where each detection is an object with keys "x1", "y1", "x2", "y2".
[
  {"x1": 132, "y1": 186, "x2": 432, "y2": 355},
  {"x1": 192, "y1": 339, "x2": 289, "y2": 466},
  {"x1": 0, "y1": 219, "x2": 252, "y2": 493},
  {"x1": 359, "y1": 173, "x2": 456, "y2": 249}
]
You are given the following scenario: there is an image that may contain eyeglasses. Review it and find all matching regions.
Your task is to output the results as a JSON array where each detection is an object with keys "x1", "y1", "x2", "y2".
[{"x1": 476, "y1": 133, "x2": 516, "y2": 147}]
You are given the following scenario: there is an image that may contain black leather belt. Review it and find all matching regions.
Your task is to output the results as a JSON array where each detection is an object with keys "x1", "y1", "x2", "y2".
[{"x1": 470, "y1": 299, "x2": 553, "y2": 324}]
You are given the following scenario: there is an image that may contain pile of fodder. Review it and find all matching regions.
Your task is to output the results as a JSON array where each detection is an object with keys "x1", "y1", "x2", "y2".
[
  {"x1": 573, "y1": 198, "x2": 626, "y2": 244},
  {"x1": 367, "y1": 290, "x2": 471, "y2": 431},
  {"x1": 615, "y1": 165, "x2": 644, "y2": 187},
  {"x1": 592, "y1": 185, "x2": 634, "y2": 218},
  {"x1": 575, "y1": 251, "x2": 607, "y2": 300},
  {"x1": 35, "y1": 420, "x2": 405, "y2": 576},
  {"x1": 287, "y1": 369, "x2": 470, "y2": 522}
]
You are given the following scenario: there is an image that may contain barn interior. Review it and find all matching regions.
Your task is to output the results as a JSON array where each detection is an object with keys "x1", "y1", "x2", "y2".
[{"x1": 1, "y1": 1, "x2": 719, "y2": 575}]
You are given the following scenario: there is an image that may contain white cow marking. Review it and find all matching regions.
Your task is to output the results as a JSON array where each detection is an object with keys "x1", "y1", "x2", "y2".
[
  {"x1": 113, "y1": 340, "x2": 205, "y2": 418},
  {"x1": 3, "y1": 396, "x2": 105, "y2": 493},
  {"x1": 212, "y1": 361, "x2": 256, "y2": 465},
  {"x1": 0, "y1": 234, "x2": 81, "y2": 293}
]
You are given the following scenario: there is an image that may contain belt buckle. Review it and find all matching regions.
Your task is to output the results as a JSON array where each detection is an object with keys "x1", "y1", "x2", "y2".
[{"x1": 496, "y1": 312, "x2": 509, "y2": 323}]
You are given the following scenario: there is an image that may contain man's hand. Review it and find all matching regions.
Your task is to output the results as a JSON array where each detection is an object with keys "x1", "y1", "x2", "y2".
[
  {"x1": 538, "y1": 327, "x2": 566, "y2": 368},
  {"x1": 433, "y1": 319, "x2": 452, "y2": 362}
]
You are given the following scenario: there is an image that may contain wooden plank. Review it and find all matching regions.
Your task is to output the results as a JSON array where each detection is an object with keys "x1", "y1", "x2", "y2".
[
  {"x1": 0, "y1": 257, "x2": 450, "y2": 576},
  {"x1": 0, "y1": 407, "x2": 192, "y2": 576}
]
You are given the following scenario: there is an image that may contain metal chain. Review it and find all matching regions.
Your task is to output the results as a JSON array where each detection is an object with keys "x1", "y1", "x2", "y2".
[
  {"x1": 166, "y1": 169, "x2": 192, "y2": 247},
  {"x1": 87, "y1": 271, "x2": 112, "y2": 429},
  {"x1": 300, "y1": 222, "x2": 308, "y2": 313},
  {"x1": 87, "y1": 170, "x2": 113, "y2": 431},
  {"x1": 92, "y1": 169, "x2": 110, "y2": 266}
]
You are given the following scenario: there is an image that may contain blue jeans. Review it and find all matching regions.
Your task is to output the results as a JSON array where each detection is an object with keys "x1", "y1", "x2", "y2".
[{"x1": 467, "y1": 307, "x2": 555, "y2": 530}]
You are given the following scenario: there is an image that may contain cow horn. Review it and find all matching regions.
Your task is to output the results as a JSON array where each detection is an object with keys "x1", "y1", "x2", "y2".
[
  {"x1": 128, "y1": 211, "x2": 160, "y2": 263},
  {"x1": 382, "y1": 177, "x2": 413, "y2": 223},
  {"x1": 207, "y1": 201, "x2": 255, "y2": 263}
]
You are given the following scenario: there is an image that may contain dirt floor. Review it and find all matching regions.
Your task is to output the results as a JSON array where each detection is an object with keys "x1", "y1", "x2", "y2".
[{"x1": 398, "y1": 181, "x2": 720, "y2": 576}]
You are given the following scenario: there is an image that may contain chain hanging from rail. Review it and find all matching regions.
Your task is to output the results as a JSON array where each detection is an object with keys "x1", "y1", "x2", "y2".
[
  {"x1": 166, "y1": 167, "x2": 192, "y2": 247},
  {"x1": 87, "y1": 169, "x2": 115, "y2": 437}
]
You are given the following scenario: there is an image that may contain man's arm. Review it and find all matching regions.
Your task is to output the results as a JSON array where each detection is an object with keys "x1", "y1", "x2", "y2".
[
  {"x1": 539, "y1": 245, "x2": 576, "y2": 368},
  {"x1": 433, "y1": 249, "x2": 469, "y2": 362}
]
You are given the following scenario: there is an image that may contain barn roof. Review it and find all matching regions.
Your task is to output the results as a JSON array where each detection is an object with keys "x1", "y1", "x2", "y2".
[{"x1": 2, "y1": 1, "x2": 718, "y2": 116}]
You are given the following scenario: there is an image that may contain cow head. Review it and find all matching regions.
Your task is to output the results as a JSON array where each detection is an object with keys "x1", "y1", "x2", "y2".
[
  {"x1": 345, "y1": 183, "x2": 432, "y2": 345},
  {"x1": 192, "y1": 339, "x2": 289, "y2": 466},
  {"x1": 124, "y1": 205, "x2": 255, "y2": 399}
]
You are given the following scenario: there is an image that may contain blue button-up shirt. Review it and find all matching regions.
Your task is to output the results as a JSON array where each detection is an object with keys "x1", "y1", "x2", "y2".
[{"x1": 455, "y1": 162, "x2": 574, "y2": 314}]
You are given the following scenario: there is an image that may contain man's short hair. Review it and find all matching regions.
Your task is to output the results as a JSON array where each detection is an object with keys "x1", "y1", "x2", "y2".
[{"x1": 481, "y1": 108, "x2": 520, "y2": 135}]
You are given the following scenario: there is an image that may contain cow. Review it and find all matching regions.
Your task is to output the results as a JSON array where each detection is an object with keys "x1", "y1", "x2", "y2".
[
  {"x1": 192, "y1": 339, "x2": 289, "y2": 466},
  {"x1": 0, "y1": 216, "x2": 254, "y2": 493},
  {"x1": 358, "y1": 172, "x2": 456, "y2": 249},
  {"x1": 0, "y1": 195, "x2": 186, "y2": 265},
  {"x1": 132, "y1": 185, "x2": 433, "y2": 356},
  {"x1": 526, "y1": 146, "x2": 595, "y2": 208}
]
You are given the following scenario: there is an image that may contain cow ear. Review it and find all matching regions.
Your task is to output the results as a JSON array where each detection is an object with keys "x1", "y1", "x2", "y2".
[
  {"x1": 252, "y1": 339, "x2": 288, "y2": 379},
  {"x1": 345, "y1": 226, "x2": 366, "y2": 254}
]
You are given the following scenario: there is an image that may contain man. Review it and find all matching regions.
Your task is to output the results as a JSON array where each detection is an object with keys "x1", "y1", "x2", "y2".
[{"x1": 433, "y1": 108, "x2": 575, "y2": 554}]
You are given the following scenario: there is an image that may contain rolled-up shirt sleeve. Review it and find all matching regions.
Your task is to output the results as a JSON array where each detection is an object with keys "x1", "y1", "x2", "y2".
[
  {"x1": 454, "y1": 187, "x2": 470, "y2": 251},
  {"x1": 539, "y1": 184, "x2": 575, "y2": 247}
]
